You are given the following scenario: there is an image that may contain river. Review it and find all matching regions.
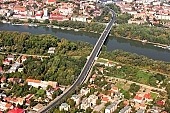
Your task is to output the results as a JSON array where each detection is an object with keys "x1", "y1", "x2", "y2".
[{"x1": 0, "y1": 23, "x2": 170, "y2": 62}]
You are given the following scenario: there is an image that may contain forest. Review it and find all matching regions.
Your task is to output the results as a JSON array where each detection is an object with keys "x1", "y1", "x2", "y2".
[{"x1": 0, "y1": 31, "x2": 91, "y2": 85}]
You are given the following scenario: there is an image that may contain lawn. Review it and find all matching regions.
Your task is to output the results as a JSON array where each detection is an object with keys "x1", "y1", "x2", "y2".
[
  {"x1": 150, "y1": 92, "x2": 158, "y2": 99},
  {"x1": 115, "y1": 81, "x2": 130, "y2": 91},
  {"x1": 97, "y1": 58, "x2": 109, "y2": 63},
  {"x1": 136, "y1": 71, "x2": 150, "y2": 81}
]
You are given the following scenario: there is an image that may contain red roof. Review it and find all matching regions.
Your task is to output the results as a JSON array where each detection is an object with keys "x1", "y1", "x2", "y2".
[
  {"x1": 47, "y1": 0, "x2": 56, "y2": 2},
  {"x1": 157, "y1": 100, "x2": 165, "y2": 106},
  {"x1": 134, "y1": 95, "x2": 143, "y2": 100},
  {"x1": 8, "y1": 108, "x2": 25, "y2": 113},
  {"x1": 144, "y1": 93, "x2": 152, "y2": 99}
]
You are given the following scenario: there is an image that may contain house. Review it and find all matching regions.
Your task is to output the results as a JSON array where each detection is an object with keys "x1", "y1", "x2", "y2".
[
  {"x1": 88, "y1": 94, "x2": 98, "y2": 106},
  {"x1": 144, "y1": 93, "x2": 153, "y2": 102},
  {"x1": 105, "y1": 101, "x2": 120, "y2": 113},
  {"x1": 7, "y1": 55, "x2": 14, "y2": 61},
  {"x1": 0, "y1": 101, "x2": 13, "y2": 111},
  {"x1": 105, "y1": 62, "x2": 115, "y2": 67},
  {"x1": 119, "y1": 106, "x2": 131, "y2": 113},
  {"x1": 8, "y1": 107, "x2": 25, "y2": 113},
  {"x1": 101, "y1": 95, "x2": 111, "y2": 103},
  {"x1": 80, "y1": 87, "x2": 90, "y2": 96},
  {"x1": 80, "y1": 98, "x2": 90, "y2": 110},
  {"x1": 21, "y1": 55, "x2": 27, "y2": 62},
  {"x1": 2, "y1": 59, "x2": 10, "y2": 65},
  {"x1": 136, "y1": 109, "x2": 145, "y2": 113},
  {"x1": 59, "y1": 103, "x2": 70, "y2": 111},
  {"x1": 48, "y1": 47, "x2": 55, "y2": 54},
  {"x1": 134, "y1": 95, "x2": 143, "y2": 103},
  {"x1": 71, "y1": 94, "x2": 81, "y2": 105},
  {"x1": 8, "y1": 62, "x2": 21, "y2": 73},
  {"x1": 157, "y1": 100, "x2": 165, "y2": 106},
  {"x1": 26, "y1": 79, "x2": 58, "y2": 89},
  {"x1": 8, "y1": 78, "x2": 21, "y2": 83},
  {"x1": 1, "y1": 77, "x2": 6, "y2": 82},
  {"x1": 32, "y1": 104, "x2": 44, "y2": 111},
  {"x1": 140, "y1": 103, "x2": 146, "y2": 109},
  {"x1": 111, "y1": 86, "x2": 119, "y2": 93},
  {"x1": 46, "y1": 0, "x2": 56, "y2": 5},
  {"x1": 26, "y1": 79, "x2": 41, "y2": 88},
  {"x1": 71, "y1": 16, "x2": 87, "y2": 22},
  {"x1": 25, "y1": 94, "x2": 34, "y2": 100}
]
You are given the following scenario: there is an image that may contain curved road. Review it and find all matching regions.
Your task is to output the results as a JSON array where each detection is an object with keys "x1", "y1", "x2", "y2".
[{"x1": 38, "y1": 6, "x2": 116, "y2": 113}]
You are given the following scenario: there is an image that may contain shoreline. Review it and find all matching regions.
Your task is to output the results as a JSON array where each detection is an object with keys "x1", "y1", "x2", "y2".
[{"x1": 1, "y1": 21, "x2": 169, "y2": 49}]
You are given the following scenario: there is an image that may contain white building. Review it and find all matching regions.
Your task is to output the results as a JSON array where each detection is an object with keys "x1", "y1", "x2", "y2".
[
  {"x1": 80, "y1": 98, "x2": 90, "y2": 110},
  {"x1": 71, "y1": 94, "x2": 81, "y2": 105},
  {"x1": 119, "y1": 106, "x2": 131, "y2": 113},
  {"x1": 105, "y1": 101, "x2": 120, "y2": 113},
  {"x1": 59, "y1": 103, "x2": 70, "y2": 111},
  {"x1": 71, "y1": 16, "x2": 87, "y2": 22},
  {"x1": 88, "y1": 94, "x2": 98, "y2": 106},
  {"x1": 80, "y1": 87, "x2": 90, "y2": 96}
]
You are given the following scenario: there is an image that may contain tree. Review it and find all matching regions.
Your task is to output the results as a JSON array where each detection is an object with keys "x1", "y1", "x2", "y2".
[
  {"x1": 96, "y1": 99, "x2": 101, "y2": 105},
  {"x1": 44, "y1": 19, "x2": 50, "y2": 24},
  {"x1": 67, "y1": 98, "x2": 75, "y2": 107},
  {"x1": 86, "y1": 107, "x2": 93, "y2": 113},
  {"x1": 28, "y1": 18, "x2": 32, "y2": 23}
]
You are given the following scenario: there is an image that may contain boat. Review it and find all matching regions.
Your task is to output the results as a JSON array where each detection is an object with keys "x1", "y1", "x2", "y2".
[
  {"x1": 46, "y1": 25, "x2": 52, "y2": 27},
  {"x1": 74, "y1": 29, "x2": 79, "y2": 32},
  {"x1": 61, "y1": 27, "x2": 65, "y2": 30},
  {"x1": 53, "y1": 26, "x2": 59, "y2": 29},
  {"x1": 11, "y1": 23, "x2": 23, "y2": 26},
  {"x1": 166, "y1": 46, "x2": 170, "y2": 50},
  {"x1": 67, "y1": 27, "x2": 71, "y2": 30},
  {"x1": 28, "y1": 24, "x2": 38, "y2": 27}
]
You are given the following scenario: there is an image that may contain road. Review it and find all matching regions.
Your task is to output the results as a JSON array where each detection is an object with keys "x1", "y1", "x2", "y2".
[{"x1": 38, "y1": 6, "x2": 116, "y2": 113}]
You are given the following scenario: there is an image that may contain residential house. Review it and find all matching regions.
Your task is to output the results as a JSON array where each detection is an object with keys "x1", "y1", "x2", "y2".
[
  {"x1": 111, "y1": 86, "x2": 119, "y2": 93},
  {"x1": 26, "y1": 79, "x2": 41, "y2": 88},
  {"x1": 71, "y1": 16, "x2": 87, "y2": 22},
  {"x1": 144, "y1": 93, "x2": 153, "y2": 102},
  {"x1": 46, "y1": 0, "x2": 56, "y2": 5},
  {"x1": 140, "y1": 103, "x2": 146, "y2": 109},
  {"x1": 8, "y1": 62, "x2": 21, "y2": 73},
  {"x1": 8, "y1": 107, "x2": 25, "y2": 113},
  {"x1": 157, "y1": 100, "x2": 165, "y2": 106},
  {"x1": 119, "y1": 106, "x2": 131, "y2": 113},
  {"x1": 105, "y1": 62, "x2": 115, "y2": 67},
  {"x1": 80, "y1": 87, "x2": 90, "y2": 96},
  {"x1": 32, "y1": 104, "x2": 44, "y2": 112},
  {"x1": 59, "y1": 103, "x2": 70, "y2": 111},
  {"x1": 0, "y1": 101, "x2": 13, "y2": 111},
  {"x1": 101, "y1": 95, "x2": 111, "y2": 103},
  {"x1": 80, "y1": 98, "x2": 90, "y2": 110},
  {"x1": 7, "y1": 55, "x2": 14, "y2": 61},
  {"x1": 2, "y1": 59, "x2": 10, "y2": 65},
  {"x1": 21, "y1": 55, "x2": 27, "y2": 62},
  {"x1": 134, "y1": 95, "x2": 143, "y2": 103},
  {"x1": 1, "y1": 77, "x2": 6, "y2": 82},
  {"x1": 46, "y1": 89, "x2": 53, "y2": 99},
  {"x1": 136, "y1": 109, "x2": 145, "y2": 113},
  {"x1": 47, "y1": 47, "x2": 55, "y2": 54},
  {"x1": 8, "y1": 78, "x2": 21, "y2": 83},
  {"x1": 71, "y1": 94, "x2": 81, "y2": 105},
  {"x1": 88, "y1": 94, "x2": 98, "y2": 106},
  {"x1": 105, "y1": 101, "x2": 120, "y2": 113}
]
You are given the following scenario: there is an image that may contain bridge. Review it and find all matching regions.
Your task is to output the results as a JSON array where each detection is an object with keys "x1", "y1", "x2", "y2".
[{"x1": 38, "y1": 6, "x2": 116, "y2": 113}]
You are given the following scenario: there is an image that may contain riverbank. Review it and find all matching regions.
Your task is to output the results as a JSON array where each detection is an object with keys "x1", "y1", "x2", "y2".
[{"x1": 2, "y1": 20, "x2": 169, "y2": 49}]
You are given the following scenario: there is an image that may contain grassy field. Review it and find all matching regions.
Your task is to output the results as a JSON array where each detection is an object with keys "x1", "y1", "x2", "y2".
[
  {"x1": 150, "y1": 91, "x2": 158, "y2": 99},
  {"x1": 115, "y1": 81, "x2": 130, "y2": 91},
  {"x1": 136, "y1": 71, "x2": 150, "y2": 81}
]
